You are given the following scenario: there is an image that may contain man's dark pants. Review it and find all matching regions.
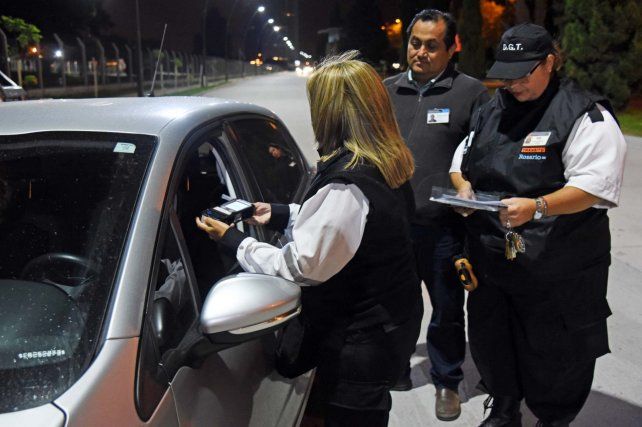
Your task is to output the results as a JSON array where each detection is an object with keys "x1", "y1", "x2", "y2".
[{"x1": 411, "y1": 223, "x2": 465, "y2": 391}]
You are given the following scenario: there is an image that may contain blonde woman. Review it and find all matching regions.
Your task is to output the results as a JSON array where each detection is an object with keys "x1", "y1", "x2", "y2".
[{"x1": 197, "y1": 51, "x2": 422, "y2": 426}]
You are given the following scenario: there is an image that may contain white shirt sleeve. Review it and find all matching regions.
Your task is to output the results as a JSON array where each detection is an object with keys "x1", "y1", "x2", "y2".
[
  {"x1": 449, "y1": 139, "x2": 466, "y2": 174},
  {"x1": 235, "y1": 183, "x2": 369, "y2": 285},
  {"x1": 283, "y1": 203, "x2": 300, "y2": 241},
  {"x1": 562, "y1": 104, "x2": 627, "y2": 208}
]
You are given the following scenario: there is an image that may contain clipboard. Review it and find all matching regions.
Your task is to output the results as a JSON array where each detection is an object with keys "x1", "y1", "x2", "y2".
[{"x1": 430, "y1": 187, "x2": 506, "y2": 212}]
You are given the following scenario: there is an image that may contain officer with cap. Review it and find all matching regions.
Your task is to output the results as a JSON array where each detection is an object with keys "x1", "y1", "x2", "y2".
[{"x1": 450, "y1": 23, "x2": 626, "y2": 426}]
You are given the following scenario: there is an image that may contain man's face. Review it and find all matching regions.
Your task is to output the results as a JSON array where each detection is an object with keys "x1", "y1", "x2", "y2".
[{"x1": 407, "y1": 19, "x2": 455, "y2": 83}]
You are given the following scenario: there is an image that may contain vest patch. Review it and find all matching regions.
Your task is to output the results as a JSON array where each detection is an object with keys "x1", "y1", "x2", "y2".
[
  {"x1": 518, "y1": 153, "x2": 547, "y2": 160},
  {"x1": 523, "y1": 131, "x2": 551, "y2": 147},
  {"x1": 521, "y1": 146, "x2": 546, "y2": 153}
]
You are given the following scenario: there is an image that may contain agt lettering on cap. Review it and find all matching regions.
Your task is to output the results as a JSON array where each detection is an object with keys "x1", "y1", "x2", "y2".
[{"x1": 502, "y1": 43, "x2": 523, "y2": 51}]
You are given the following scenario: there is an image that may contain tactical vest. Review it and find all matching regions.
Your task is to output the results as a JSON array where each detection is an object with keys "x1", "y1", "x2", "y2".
[
  {"x1": 300, "y1": 150, "x2": 421, "y2": 332},
  {"x1": 462, "y1": 79, "x2": 613, "y2": 277}
]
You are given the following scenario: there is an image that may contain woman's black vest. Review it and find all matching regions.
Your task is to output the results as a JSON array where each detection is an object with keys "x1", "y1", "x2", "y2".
[
  {"x1": 461, "y1": 79, "x2": 613, "y2": 277},
  {"x1": 300, "y1": 150, "x2": 421, "y2": 332}
]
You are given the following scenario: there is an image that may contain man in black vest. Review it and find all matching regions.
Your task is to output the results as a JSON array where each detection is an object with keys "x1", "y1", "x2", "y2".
[{"x1": 383, "y1": 8, "x2": 489, "y2": 422}]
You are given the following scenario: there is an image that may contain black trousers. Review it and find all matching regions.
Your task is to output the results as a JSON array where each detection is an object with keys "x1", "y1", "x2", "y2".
[
  {"x1": 467, "y1": 259, "x2": 610, "y2": 424},
  {"x1": 319, "y1": 303, "x2": 423, "y2": 426}
]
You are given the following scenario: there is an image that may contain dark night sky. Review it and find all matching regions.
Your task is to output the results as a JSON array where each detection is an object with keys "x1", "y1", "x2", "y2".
[{"x1": 102, "y1": 0, "x2": 402, "y2": 57}]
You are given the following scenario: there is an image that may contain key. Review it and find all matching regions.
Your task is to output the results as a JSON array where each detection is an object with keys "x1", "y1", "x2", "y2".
[
  {"x1": 513, "y1": 232, "x2": 526, "y2": 253},
  {"x1": 505, "y1": 231, "x2": 517, "y2": 260}
]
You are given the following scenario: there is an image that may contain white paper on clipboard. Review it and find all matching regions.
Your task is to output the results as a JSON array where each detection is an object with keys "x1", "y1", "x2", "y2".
[{"x1": 430, "y1": 186, "x2": 507, "y2": 212}]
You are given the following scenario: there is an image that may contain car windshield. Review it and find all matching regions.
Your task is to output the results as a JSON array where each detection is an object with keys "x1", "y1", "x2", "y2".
[{"x1": 0, "y1": 132, "x2": 155, "y2": 412}]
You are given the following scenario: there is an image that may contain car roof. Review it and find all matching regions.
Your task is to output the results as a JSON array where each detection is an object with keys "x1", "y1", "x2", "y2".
[{"x1": 0, "y1": 97, "x2": 278, "y2": 137}]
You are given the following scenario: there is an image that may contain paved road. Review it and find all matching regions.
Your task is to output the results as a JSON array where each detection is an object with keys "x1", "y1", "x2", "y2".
[{"x1": 204, "y1": 72, "x2": 642, "y2": 426}]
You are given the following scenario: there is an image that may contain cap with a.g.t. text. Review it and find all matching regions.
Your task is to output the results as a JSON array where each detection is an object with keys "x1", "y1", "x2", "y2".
[{"x1": 486, "y1": 23, "x2": 554, "y2": 80}]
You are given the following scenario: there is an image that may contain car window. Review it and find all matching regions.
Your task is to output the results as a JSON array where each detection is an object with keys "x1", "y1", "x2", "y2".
[
  {"x1": 229, "y1": 118, "x2": 305, "y2": 204},
  {"x1": 0, "y1": 132, "x2": 155, "y2": 413},
  {"x1": 176, "y1": 138, "x2": 244, "y2": 299},
  {"x1": 137, "y1": 218, "x2": 195, "y2": 420}
]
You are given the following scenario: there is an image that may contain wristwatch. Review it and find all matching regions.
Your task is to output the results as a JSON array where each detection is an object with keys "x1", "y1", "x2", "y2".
[{"x1": 533, "y1": 197, "x2": 546, "y2": 220}]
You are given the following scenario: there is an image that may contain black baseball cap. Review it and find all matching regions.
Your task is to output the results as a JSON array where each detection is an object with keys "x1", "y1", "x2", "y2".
[{"x1": 487, "y1": 23, "x2": 554, "y2": 80}]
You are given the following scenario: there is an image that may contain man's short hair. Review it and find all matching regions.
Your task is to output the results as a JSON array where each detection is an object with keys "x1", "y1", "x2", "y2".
[{"x1": 406, "y1": 9, "x2": 457, "y2": 50}]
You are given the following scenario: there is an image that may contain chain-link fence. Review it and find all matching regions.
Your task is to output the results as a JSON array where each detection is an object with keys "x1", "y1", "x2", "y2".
[{"x1": 0, "y1": 29, "x2": 282, "y2": 99}]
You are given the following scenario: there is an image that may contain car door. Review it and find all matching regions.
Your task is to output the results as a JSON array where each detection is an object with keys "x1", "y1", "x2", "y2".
[{"x1": 137, "y1": 121, "x2": 312, "y2": 427}]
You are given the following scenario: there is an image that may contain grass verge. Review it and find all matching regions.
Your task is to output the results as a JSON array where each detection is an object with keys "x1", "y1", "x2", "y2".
[
  {"x1": 165, "y1": 80, "x2": 229, "y2": 97},
  {"x1": 618, "y1": 109, "x2": 642, "y2": 137}
]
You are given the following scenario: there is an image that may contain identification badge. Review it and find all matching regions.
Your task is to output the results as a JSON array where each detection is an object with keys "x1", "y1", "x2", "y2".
[
  {"x1": 427, "y1": 108, "x2": 450, "y2": 124},
  {"x1": 523, "y1": 131, "x2": 551, "y2": 147}
]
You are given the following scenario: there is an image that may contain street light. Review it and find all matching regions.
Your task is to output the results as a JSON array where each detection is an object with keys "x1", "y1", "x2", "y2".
[
  {"x1": 241, "y1": 6, "x2": 271, "y2": 76},
  {"x1": 258, "y1": 25, "x2": 283, "y2": 62},
  {"x1": 224, "y1": 0, "x2": 242, "y2": 82}
]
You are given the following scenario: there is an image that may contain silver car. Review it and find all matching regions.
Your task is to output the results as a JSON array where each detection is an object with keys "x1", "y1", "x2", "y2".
[{"x1": 0, "y1": 97, "x2": 315, "y2": 426}]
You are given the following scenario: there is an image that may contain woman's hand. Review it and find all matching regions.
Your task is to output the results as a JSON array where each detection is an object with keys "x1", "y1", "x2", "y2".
[
  {"x1": 195, "y1": 216, "x2": 231, "y2": 241},
  {"x1": 454, "y1": 179, "x2": 476, "y2": 217},
  {"x1": 499, "y1": 197, "x2": 536, "y2": 228},
  {"x1": 245, "y1": 202, "x2": 271, "y2": 226}
]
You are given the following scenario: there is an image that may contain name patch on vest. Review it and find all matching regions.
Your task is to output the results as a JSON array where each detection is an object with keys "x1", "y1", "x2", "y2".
[
  {"x1": 427, "y1": 108, "x2": 450, "y2": 124},
  {"x1": 518, "y1": 153, "x2": 547, "y2": 160},
  {"x1": 523, "y1": 131, "x2": 551, "y2": 147}
]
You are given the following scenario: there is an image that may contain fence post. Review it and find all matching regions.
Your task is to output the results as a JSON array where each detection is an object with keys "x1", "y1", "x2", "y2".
[
  {"x1": 53, "y1": 33, "x2": 67, "y2": 88},
  {"x1": 124, "y1": 44, "x2": 134, "y2": 83},
  {"x1": 94, "y1": 38, "x2": 106, "y2": 85},
  {"x1": 36, "y1": 42, "x2": 44, "y2": 97},
  {"x1": 0, "y1": 28, "x2": 9, "y2": 75},
  {"x1": 171, "y1": 51, "x2": 178, "y2": 89},
  {"x1": 92, "y1": 57, "x2": 98, "y2": 97},
  {"x1": 146, "y1": 48, "x2": 154, "y2": 87},
  {"x1": 76, "y1": 37, "x2": 88, "y2": 86},
  {"x1": 112, "y1": 43, "x2": 121, "y2": 84}
]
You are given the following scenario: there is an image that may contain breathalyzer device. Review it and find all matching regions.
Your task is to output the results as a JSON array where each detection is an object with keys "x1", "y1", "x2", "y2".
[{"x1": 201, "y1": 199, "x2": 255, "y2": 224}]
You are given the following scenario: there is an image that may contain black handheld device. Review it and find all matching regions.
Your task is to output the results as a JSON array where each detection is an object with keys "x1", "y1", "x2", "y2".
[{"x1": 201, "y1": 199, "x2": 255, "y2": 224}]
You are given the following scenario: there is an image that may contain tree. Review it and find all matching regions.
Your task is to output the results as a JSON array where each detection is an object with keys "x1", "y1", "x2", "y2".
[
  {"x1": 1, "y1": 16, "x2": 42, "y2": 85},
  {"x1": 0, "y1": 16, "x2": 42, "y2": 55},
  {"x1": 458, "y1": 0, "x2": 485, "y2": 78},
  {"x1": 1, "y1": 1, "x2": 112, "y2": 38},
  {"x1": 562, "y1": 0, "x2": 642, "y2": 109}
]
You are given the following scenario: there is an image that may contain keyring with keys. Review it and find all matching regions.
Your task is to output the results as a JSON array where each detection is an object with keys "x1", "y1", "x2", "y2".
[{"x1": 504, "y1": 219, "x2": 526, "y2": 260}]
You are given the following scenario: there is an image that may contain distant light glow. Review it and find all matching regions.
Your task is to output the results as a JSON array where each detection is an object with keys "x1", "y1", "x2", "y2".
[
  {"x1": 294, "y1": 60, "x2": 301, "y2": 66},
  {"x1": 395, "y1": 18, "x2": 401, "y2": 24},
  {"x1": 54, "y1": 50, "x2": 63, "y2": 58},
  {"x1": 268, "y1": 18, "x2": 274, "y2": 24},
  {"x1": 257, "y1": 6, "x2": 265, "y2": 12},
  {"x1": 392, "y1": 63, "x2": 401, "y2": 70},
  {"x1": 283, "y1": 36, "x2": 289, "y2": 41},
  {"x1": 273, "y1": 26, "x2": 280, "y2": 32}
]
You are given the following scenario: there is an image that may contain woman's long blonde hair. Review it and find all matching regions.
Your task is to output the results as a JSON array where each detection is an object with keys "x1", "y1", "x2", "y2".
[{"x1": 306, "y1": 50, "x2": 414, "y2": 189}]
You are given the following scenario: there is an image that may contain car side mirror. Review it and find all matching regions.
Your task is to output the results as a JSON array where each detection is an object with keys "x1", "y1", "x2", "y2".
[{"x1": 200, "y1": 273, "x2": 301, "y2": 345}]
